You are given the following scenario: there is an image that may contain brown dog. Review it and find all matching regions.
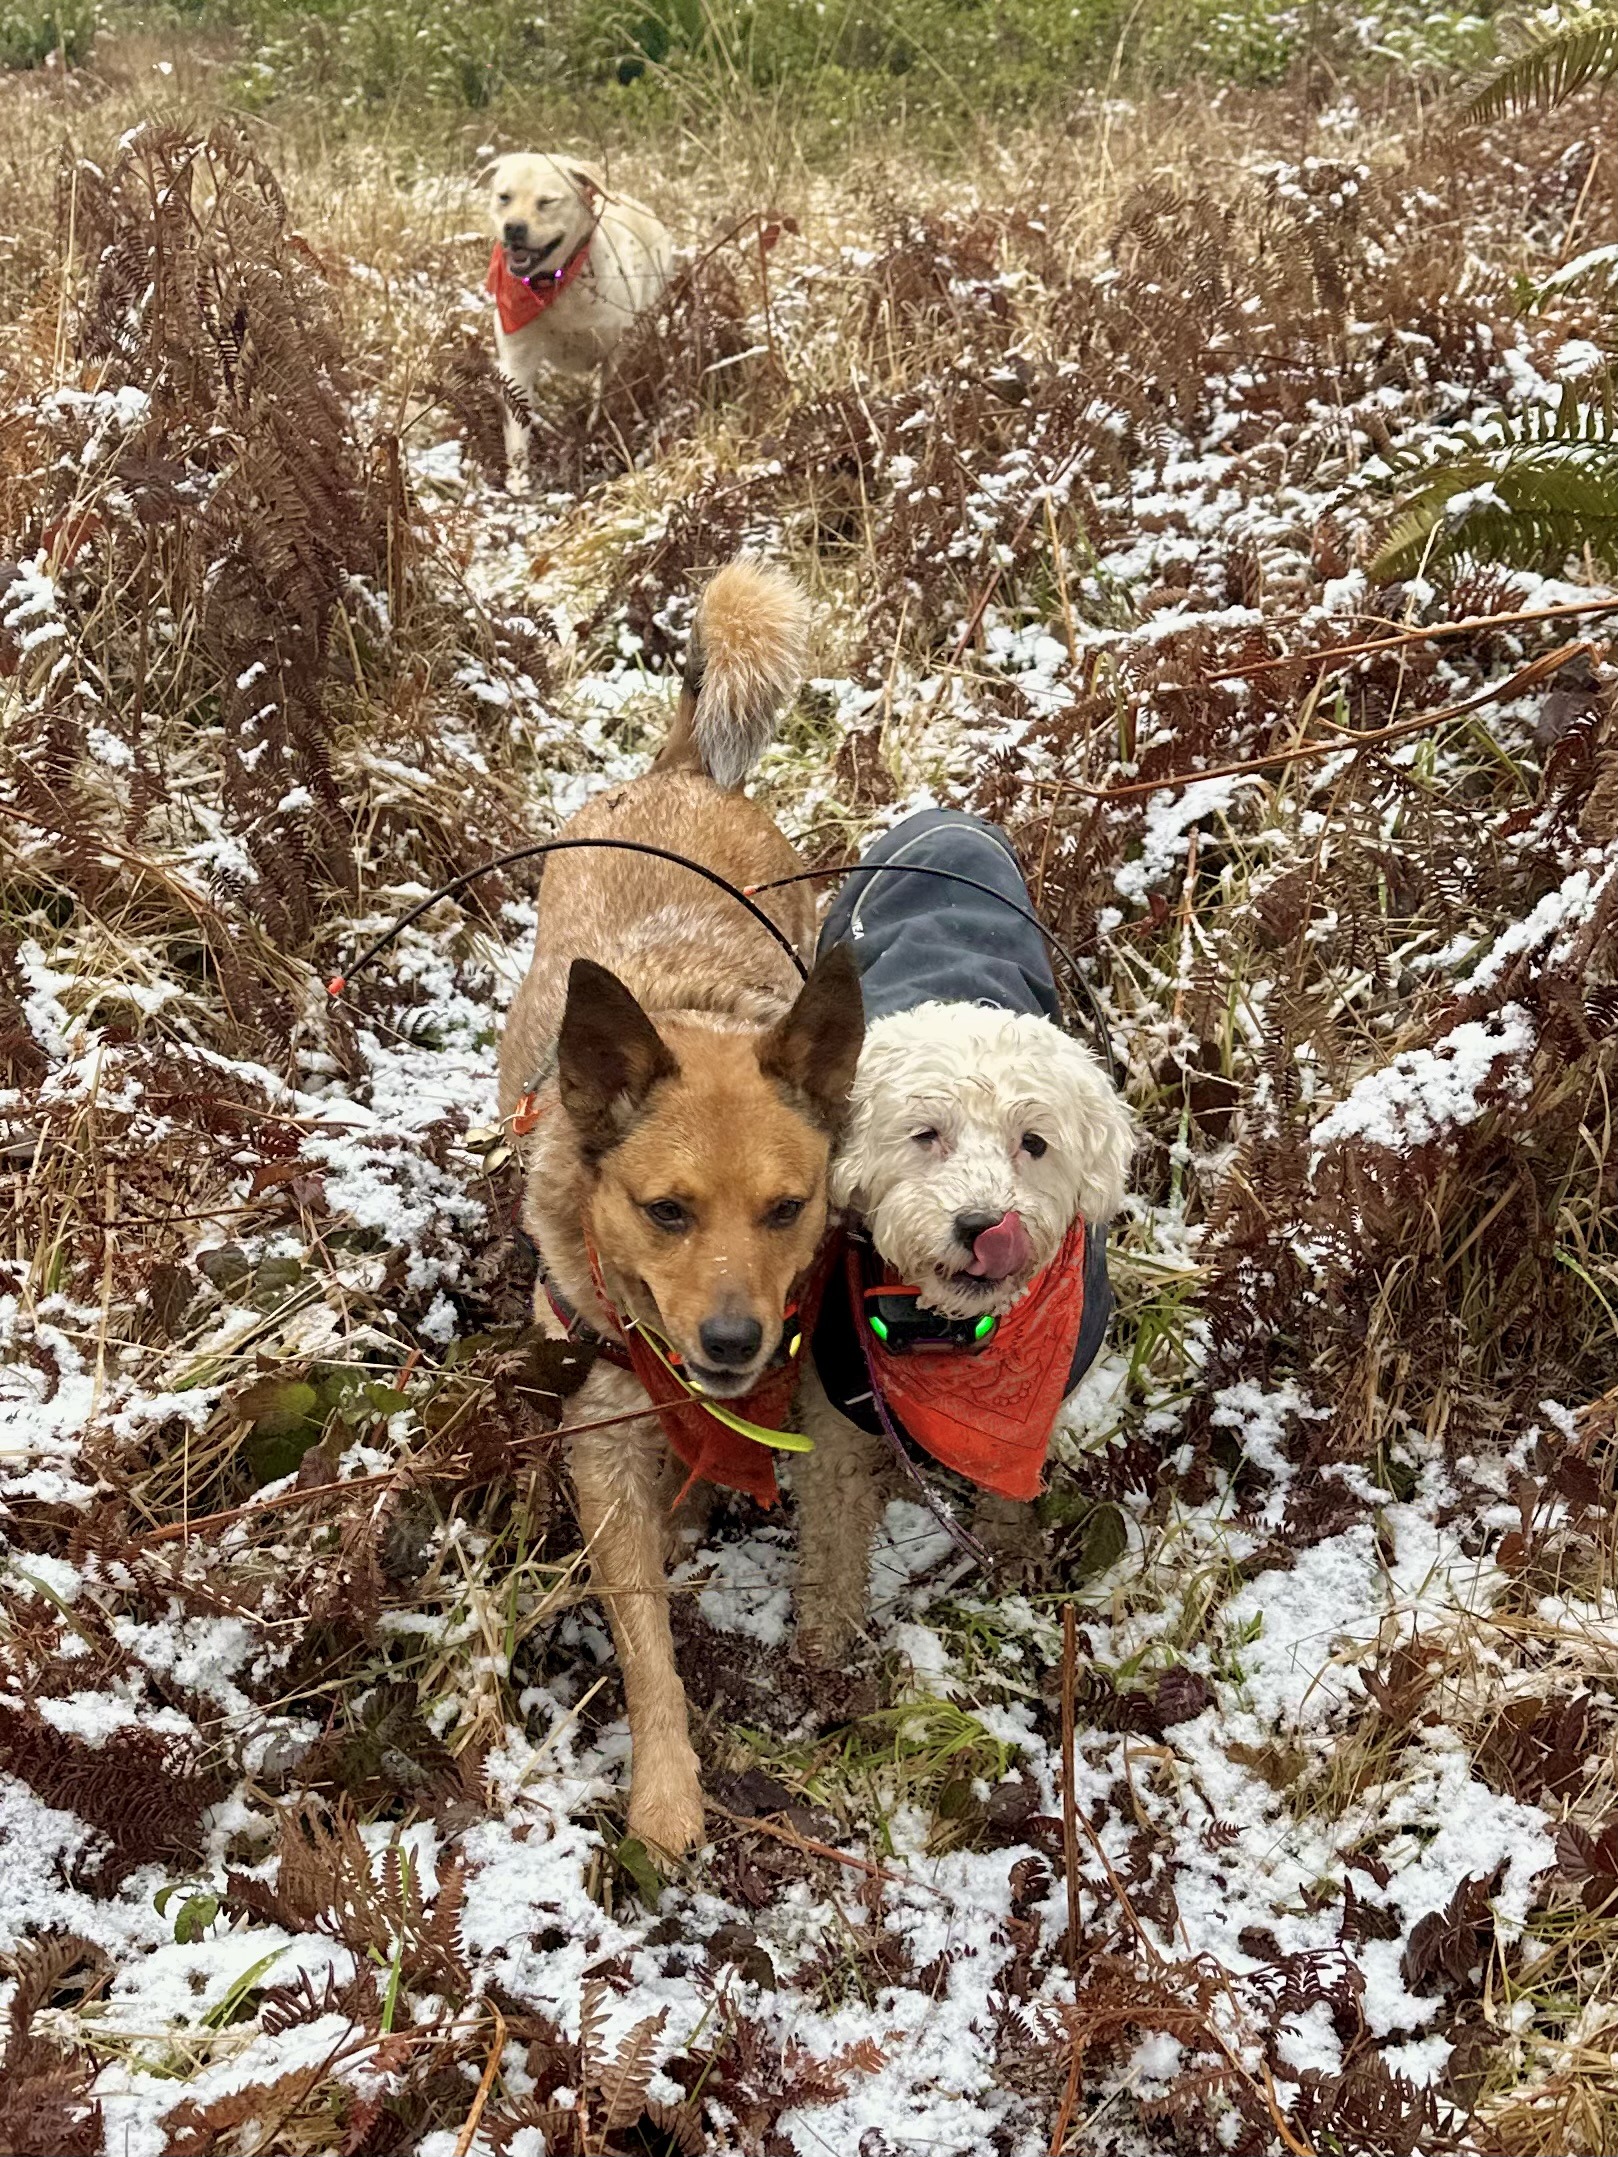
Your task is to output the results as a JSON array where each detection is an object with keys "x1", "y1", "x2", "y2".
[{"x1": 497, "y1": 561, "x2": 863, "y2": 1855}]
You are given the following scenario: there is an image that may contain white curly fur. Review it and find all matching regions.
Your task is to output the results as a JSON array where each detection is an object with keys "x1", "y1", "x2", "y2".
[{"x1": 831, "y1": 1001, "x2": 1134, "y2": 1320}]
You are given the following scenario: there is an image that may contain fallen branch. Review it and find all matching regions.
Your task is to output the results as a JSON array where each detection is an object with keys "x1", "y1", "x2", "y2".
[
  {"x1": 1206, "y1": 593, "x2": 1618, "y2": 682},
  {"x1": 1054, "y1": 640, "x2": 1586, "y2": 803},
  {"x1": 711, "y1": 1803, "x2": 948, "y2": 1899}
]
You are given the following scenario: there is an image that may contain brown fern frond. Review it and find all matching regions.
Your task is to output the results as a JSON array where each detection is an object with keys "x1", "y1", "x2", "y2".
[{"x1": 598, "y1": 2008, "x2": 668, "y2": 2128}]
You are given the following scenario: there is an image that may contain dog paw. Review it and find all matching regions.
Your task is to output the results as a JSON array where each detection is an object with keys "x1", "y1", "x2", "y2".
[
  {"x1": 627, "y1": 1752, "x2": 705, "y2": 1857},
  {"x1": 795, "y1": 1607, "x2": 857, "y2": 1669},
  {"x1": 973, "y1": 1500, "x2": 1047, "y2": 1587}
]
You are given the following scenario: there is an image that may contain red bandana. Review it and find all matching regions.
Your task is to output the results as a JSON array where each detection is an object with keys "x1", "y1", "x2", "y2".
[
  {"x1": 485, "y1": 239, "x2": 592, "y2": 335},
  {"x1": 583, "y1": 1235, "x2": 840, "y2": 1509},
  {"x1": 854, "y1": 1220, "x2": 1090, "y2": 1501}
]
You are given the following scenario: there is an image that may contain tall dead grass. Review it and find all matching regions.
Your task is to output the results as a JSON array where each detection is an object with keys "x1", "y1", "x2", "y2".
[{"x1": 2, "y1": 33, "x2": 1617, "y2": 2154}]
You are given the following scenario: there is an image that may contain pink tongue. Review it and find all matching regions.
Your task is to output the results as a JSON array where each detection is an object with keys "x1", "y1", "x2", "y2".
[{"x1": 968, "y1": 1212, "x2": 1032, "y2": 1278}]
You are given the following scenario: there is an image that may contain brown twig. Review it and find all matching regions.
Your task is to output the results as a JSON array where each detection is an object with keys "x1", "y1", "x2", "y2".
[
  {"x1": 1061, "y1": 1602, "x2": 1084, "y2": 1975},
  {"x1": 1206, "y1": 594, "x2": 1617, "y2": 682},
  {"x1": 711, "y1": 1803, "x2": 948, "y2": 1898},
  {"x1": 1048, "y1": 2042, "x2": 1085, "y2": 2157},
  {"x1": 452, "y1": 2004, "x2": 507, "y2": 2157},
  {"x1": 755, "y1": 213, "x2": 778, "y2": 373},
  {"x1": 1558, "y1": 145, "x2": 1603, "y2": 268},
  {"x1": 1055, "y1": 640, "x2": 1586, "y2": 802}
]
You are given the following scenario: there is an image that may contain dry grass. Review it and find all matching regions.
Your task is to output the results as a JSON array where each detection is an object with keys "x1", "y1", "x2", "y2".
[{"x1": 2, "y1": 24, "x2": 1617, "y2": 2157}]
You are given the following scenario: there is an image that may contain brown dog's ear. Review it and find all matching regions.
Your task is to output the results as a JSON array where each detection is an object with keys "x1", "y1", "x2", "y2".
[
  {"x1": 557, "y1": 959, "x2": 679, "y2": 1160},
  {"x1": 757, "y1": 944, "x2": 865, "y2": 1132}
]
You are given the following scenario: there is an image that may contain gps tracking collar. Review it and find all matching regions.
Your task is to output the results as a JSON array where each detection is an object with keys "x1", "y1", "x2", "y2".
[{"x1": 860, "y1": 1270, "x2": 999, "y2": 1355}]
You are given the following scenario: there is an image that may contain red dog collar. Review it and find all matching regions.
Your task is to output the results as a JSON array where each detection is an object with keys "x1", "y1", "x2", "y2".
[{"x1": 485, "y1": 238, "x2": 593, "y2": 335}]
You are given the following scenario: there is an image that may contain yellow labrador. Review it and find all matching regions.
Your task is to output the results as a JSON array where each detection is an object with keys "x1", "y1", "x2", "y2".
[{"x1": 484, "y1": 151, "x2": 673, "y2": 486}]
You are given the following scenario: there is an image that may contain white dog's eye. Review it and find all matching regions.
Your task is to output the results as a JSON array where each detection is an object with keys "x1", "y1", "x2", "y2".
[
  {"x1": 911, "y1": 1128, "x2": 939, "y2": 1147},
  {"x1": 1020, "y1": 1131, "x2": 1048, "y2": 1158},
  {"x1": 496, "y1": 191, "x2": 512, "y2": 205}
]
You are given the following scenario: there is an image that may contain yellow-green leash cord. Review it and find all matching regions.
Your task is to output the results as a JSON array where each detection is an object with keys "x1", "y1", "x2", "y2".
[{"x1": 628, "y1": 1322, "x2": 815, "y2": 1454}]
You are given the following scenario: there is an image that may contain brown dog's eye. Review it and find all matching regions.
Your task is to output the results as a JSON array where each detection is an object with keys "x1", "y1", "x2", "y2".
[
  {"x1": 643, "y1": 1199, "x2": 689, "y2": 1232},
  {"x1": 766, "y1": 1198, "x2": 805, "y2": 1228},
  {"x1": 1020, "y1": 1132, "x2": 1048, "y2": 1159}
]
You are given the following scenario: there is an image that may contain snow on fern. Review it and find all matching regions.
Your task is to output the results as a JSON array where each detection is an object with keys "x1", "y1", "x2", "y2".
[{"x1": 1309, "y1": 1004, "x2": 1536, "y2": 1156}]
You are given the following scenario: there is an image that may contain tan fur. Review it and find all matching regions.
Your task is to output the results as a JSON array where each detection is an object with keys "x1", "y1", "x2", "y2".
[
  {"x1": 688, "y1": 559, "x2": 812, "y2": 787},
  {"x1": 497, "y1": 561, "x2": 861, "y2": 1855},
  {"x1": 792, "y1": 1361, "x2": 889, "y2": 1667},
  {"x1": 655, "y1": 559, "x2": 812, "y2": 783},
  {"x1": 485, "y1": 151, "x2": 673, "y2": 487}
]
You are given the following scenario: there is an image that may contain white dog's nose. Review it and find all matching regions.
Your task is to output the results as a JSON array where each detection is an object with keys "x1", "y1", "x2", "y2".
[
  {"x1": 959, "y1": 1210, "x2": 1033, "y2": 1279},
  {"x1": 954, "y1": 1210, "x2": 1001, "y2": 1247}
]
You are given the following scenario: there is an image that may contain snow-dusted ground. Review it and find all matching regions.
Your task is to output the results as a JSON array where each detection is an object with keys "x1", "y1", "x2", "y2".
[{"x1": 3, "y1": 83, "x2": 1618, "y2": 2157}]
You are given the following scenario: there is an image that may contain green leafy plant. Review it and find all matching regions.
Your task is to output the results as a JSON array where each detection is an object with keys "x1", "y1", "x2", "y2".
[
  {"x1": 0, "y1": 0, "x2": 96, "y2": 68},
  {"x1": 1468, "y1": 6, "x2": 1618, "y2": 119},
  {"x1": 1372, "y1": 381, "x2": 1618, "y2": 578},
  {"x1": 154, "y1": 1883, "x2": 221, "y2": 1945}
]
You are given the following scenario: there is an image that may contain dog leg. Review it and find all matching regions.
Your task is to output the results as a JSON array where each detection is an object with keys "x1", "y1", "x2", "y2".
[
  {"x1": 568, "y1": 1372, "x2": 704, "y2": 1857},
  {"x1": 793, "y1": 1361, "x2": 885, "y2": 1665},
  {"x1": 502, "y1": 402, "x2": 533, "y2": 493}
]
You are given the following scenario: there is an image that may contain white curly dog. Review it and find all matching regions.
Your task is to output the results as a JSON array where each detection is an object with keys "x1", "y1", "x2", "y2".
[{"x1": 796, "y1": 809, "x2": 1134, "y2": 1660}]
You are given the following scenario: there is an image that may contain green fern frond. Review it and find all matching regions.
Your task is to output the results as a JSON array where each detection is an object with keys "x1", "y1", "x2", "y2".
[
  {"x1": 1376, "y1": 381, "x2": 1617, "y2": 472},
  {"x1": 1535, "y1": 241, "x2": 1618, "y2": 306},
  {"x1": 1371, "y1": 384, "x2": 1618, "y2": 577},
  {"x1": 1467, "y1": 9, "x2": 1618, "y2": 120},
  {"x1": 1372, "y1": 441, "x2": 1618, "y2": 579}
]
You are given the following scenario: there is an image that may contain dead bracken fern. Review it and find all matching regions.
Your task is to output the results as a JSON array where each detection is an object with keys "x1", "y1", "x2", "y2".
[
  {"x1": 0, "y1": 1936, "x2": 108, "y2": 2157},
  {"x1": 5, "y1": 56, "x2": 1618, "y2": 2157},
  {"x1": 4, "y1": 119, "x2": 533, "y2": 1056},
  {"x1": 483, "y1": 1979, "x2": 701, "y2": 2154},
  {"x1": 225, "y1": 1798, "x2": 469, "y2": 1993},
  {"x1": 40, "y1": 122, "x2": 385, "y2": 942}
]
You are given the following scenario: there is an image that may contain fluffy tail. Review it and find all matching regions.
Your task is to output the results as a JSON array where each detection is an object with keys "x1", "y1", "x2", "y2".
[{"x1": 656, "y1": 558, "x2": 811, "y2": 788}]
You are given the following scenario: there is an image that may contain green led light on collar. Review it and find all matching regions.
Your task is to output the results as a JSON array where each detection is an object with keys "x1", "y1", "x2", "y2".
[
  {"x1": 868, "y1": 1312, "x2": 889, "y2": 1341},
  {"x1": 973, "y1": 1314, "x2": 997, "y2": 1340}
]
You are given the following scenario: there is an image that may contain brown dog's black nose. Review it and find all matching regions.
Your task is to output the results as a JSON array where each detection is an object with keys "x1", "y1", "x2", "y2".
[
  {"x1": 954, "y1": 1210, "x2": 1002, "y2": 1248},
  {"x1": 502, "y1": 219, "x2": 528, "y2": 246},
  {"x1": 698, "y1": 1314, "x2": 764, "y2": 1369}
]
